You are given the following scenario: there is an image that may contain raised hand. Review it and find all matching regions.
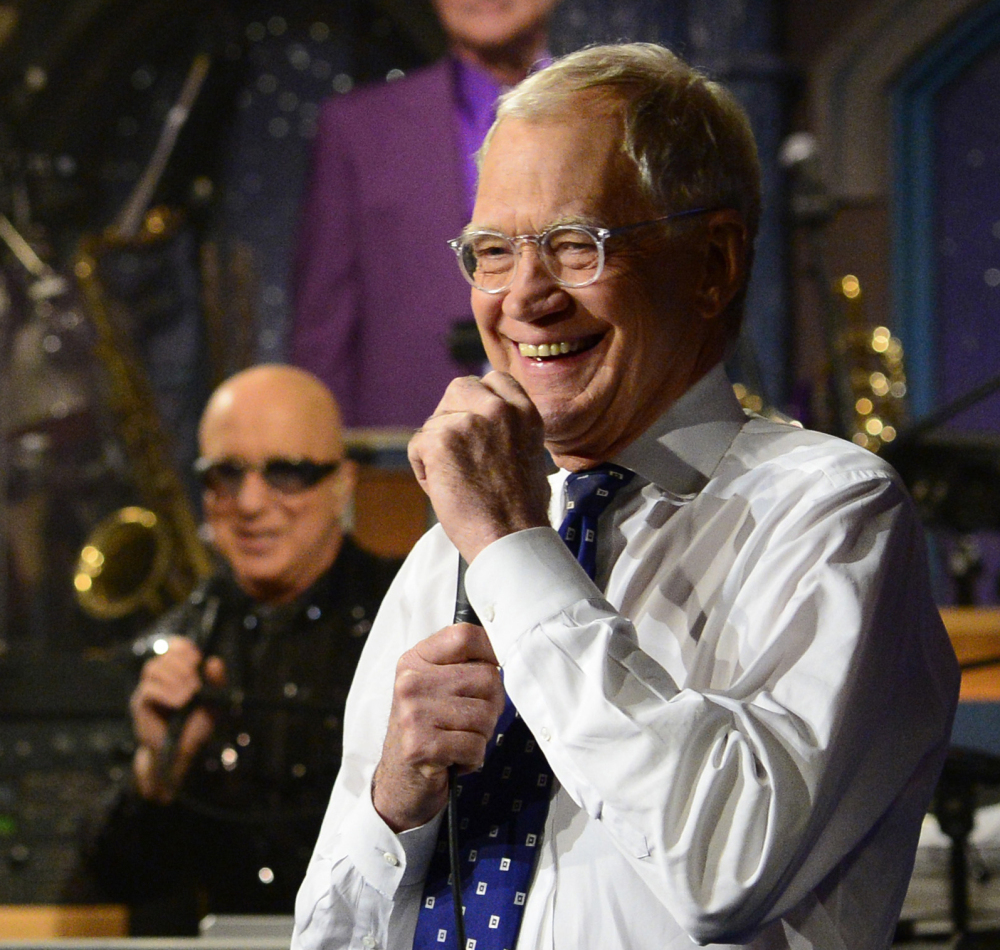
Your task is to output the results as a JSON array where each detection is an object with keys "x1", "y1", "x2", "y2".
[
  {"x1": 130, "y1": 636, "x2": 227, "y2": 804},
  {"x1": 407, "y1": 371, "x2": 551, "y2": 564}
]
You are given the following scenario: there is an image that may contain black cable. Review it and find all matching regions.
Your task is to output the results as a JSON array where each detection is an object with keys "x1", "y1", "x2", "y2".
[
  {"x1": 447, "y1": 763, "x2": 465, "y2": 950},
  {"x1": 448, "y1": 555, "x2": 479, "y2": 950}
]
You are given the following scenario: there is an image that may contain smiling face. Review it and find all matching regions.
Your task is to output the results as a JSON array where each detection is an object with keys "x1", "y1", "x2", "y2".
[
  {"x1": 198, "y1": 366, "x2": 356, "y2": 604},
  {"x1": 470, "y1": 103, "x2": 738, "y2": 469}
]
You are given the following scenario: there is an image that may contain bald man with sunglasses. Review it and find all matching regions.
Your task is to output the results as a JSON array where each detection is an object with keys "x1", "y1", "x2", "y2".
[{"x1": 81, "y1": 365, "x2": 402, "y2": 934}]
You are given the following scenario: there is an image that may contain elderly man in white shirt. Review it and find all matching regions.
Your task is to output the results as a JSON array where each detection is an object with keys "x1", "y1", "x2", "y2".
[{"x1": 292, "y1": 42, "x2": 960, "y2": 950}]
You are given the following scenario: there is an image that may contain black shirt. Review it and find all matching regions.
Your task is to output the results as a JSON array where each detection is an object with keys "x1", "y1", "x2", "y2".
[{"x1": 80, "y1": 536, "x2": 401, "y2": 934}]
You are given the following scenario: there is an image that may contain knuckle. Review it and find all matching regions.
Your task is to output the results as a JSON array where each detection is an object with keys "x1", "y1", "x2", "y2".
[{"x1": 394, "y1": 667, "x2": 424, "y2": 703}]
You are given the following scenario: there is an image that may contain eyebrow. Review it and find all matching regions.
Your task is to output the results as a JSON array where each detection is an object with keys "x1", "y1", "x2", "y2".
[{"x1": 460, "y1": 213, "x2": 608, "y2": 238}]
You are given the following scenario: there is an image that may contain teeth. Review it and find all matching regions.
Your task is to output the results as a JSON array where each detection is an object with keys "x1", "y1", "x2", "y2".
[{"x1": 519, "y1": 340, "x2": 582, "y2": 359}]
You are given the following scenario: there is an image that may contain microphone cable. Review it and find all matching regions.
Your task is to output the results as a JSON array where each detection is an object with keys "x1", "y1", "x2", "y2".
[{"x1": 448, "y1": 556, "x2": 479, "y2": 950}]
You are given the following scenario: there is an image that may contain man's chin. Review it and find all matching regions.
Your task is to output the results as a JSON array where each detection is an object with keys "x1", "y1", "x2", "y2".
[
  {"x1": 537, "y1": 400, "x2": 597, "y2": 451},
  {"x1": 232, "y1": 556, "x2": 284, "y2": 592}
]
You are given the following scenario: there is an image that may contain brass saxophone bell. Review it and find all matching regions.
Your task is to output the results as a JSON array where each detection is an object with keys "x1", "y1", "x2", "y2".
[
  {"x1": 69, "y1": 205, "x2": 214, "y2": 625},
  {"x1": 74, "y1": 506, "x2": 173, "y2": 620}
]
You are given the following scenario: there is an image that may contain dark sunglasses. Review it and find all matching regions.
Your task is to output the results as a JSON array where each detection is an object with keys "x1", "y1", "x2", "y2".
[{"x1": 194, "y1": 457, "x2": 341, "y2": 496}]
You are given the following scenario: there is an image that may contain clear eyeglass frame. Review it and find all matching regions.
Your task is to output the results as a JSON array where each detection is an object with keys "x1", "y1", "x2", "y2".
[{"x1": 448, "y1": 207, "x2": 715, "y2": 294}]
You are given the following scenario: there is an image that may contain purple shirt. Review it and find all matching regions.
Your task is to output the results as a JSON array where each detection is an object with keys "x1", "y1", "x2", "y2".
[
  {"x1": 452, "y1": 57, "x2": 504, "y2": 215},
  {"x1": 290, "y1": 56, "x2": 545, "y2": 429}
]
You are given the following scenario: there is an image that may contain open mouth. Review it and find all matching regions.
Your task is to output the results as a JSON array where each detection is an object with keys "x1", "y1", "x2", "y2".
[{"x1": 517, "y1": 334, "x2": 602, "y2": 362}]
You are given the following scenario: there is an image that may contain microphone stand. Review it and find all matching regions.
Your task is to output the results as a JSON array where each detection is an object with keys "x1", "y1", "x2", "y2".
[{"x1": 0, "y1": 212, "x2": 72, "y2": 657}]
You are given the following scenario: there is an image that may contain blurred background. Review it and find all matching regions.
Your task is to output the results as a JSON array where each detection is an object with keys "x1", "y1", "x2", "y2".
[{"x1": 0, "y1": 0, "x2": 998, "y2": 943}]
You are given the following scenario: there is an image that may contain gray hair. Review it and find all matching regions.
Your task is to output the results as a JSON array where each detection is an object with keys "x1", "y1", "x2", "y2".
[
  {"x1": 483, "y1": 41, "x2": 761, "y2": 257},
  {"x1": 478, "y1": 43, "x2": 761, "y2": 340}
]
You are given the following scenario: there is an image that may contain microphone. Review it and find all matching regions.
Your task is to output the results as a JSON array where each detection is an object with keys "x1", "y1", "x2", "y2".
[
  {"x1": 453, "y1": 555, "x2": 480, "y2": 626},
  {"x1": 155, "y1": 592, "x2": 224, "y2": 791},
  {"x1": 446, "y1": 318, "x2": 487, "y2": 368},
  {"x1": 779, "y1": 132, "x2": 842, "y2": 227}
]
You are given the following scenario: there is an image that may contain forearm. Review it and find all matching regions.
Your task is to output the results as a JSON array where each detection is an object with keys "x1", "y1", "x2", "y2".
[{"x1": 132, "y1": 745, "x2": 171, "y2": 803}]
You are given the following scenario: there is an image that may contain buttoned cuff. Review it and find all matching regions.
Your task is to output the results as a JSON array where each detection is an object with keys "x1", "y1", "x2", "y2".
[
  {"x1": 339, "y1": 782, "x2": 444, "y2": 896},
  {"x1": 464, "y1": 526, "x2": 598, "y2": 665}
]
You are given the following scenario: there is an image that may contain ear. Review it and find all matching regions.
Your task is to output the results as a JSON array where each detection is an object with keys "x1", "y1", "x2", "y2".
[
  {"x1": 330, "y1": 458, "x2": 359, "y2": 523},
  {"x1": 695, "y1": 210, "x2": 748, "y2": 322}
]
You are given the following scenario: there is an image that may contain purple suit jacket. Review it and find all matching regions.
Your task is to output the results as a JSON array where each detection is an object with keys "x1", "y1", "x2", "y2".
[{"x1": 290, "y1": 59, "x2": 476, "y2": 428}]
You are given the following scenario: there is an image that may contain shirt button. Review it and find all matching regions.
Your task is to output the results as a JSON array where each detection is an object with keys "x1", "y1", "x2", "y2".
[
  {"x1": 382, "y1": 852, "x2": 399, "y2": 867},
  {"x1": 362, "y1": 936, "x2": 377, "y2": 949},
  {"x1": 481, "y1": 603, "x2": 495, "y2": 623},
  {"x1": 540, "y1": 727, "x2": 551, "y2": 741}
]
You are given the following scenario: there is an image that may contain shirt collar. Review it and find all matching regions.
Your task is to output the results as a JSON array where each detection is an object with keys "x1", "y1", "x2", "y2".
[
  {"x1": 613, "y1": 364, "x2": 748, "y2": 497},
  {"x1": 451, "y1": 55, "x2": 505, "y2": 127},
  {"x1": 451, "y1": 52, "x2": 554, "y2": 119}
]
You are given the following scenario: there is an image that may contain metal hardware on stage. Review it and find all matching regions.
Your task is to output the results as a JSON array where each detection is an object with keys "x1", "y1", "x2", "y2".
[
  {"x1": 69, "y1": 48, "x2": 218, "y2": 624},
  {"x1": 0, "y1": 652, "x2": 132, "y2": 906},
  {"x1": 72, "y1": 209, "x2": 215, "y2": 622},
  {"x1": 933, "y1": 747, "x2": 1000, "y2": 937},
  {"x1": 0, "y1": 913, "x2": 293, "y2": 948},
  {"x1": 0, "y1": 940, "x2": 288, "y2": 949},
  {"x1": 885, "y1": 433, "x2": 1000, "y2": 534}
]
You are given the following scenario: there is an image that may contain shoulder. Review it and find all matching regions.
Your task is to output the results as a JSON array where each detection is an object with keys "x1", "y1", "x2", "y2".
[
  {"x1": 329, "y1": 536, "x2": 404, "y2": 600},
  {"x1": 731, "y1": 417, "x2": 900, "y2": 486},
  {"x1": 317, "y1": 58, "x2": 450, "y2": 124},
  {"x1": 712, "y1": 418, "x2": 915, "y2": 529}
]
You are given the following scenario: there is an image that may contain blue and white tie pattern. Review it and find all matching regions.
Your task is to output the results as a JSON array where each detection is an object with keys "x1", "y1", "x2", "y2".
[
  {"x1": 412, "y1": 695, "x2": 550, "y2": 950},
  {"x1": 413, "y1": 463, "x2": 634, "y2": 950},
  {"x1": 558, "y1": 464, "x2": 635, "y2": 578}
]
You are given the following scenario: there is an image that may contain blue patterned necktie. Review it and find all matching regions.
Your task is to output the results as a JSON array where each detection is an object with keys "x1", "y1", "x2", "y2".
[
  {"x1": 413, "y1": 463, "x2": 634, "y2": 950},
  {"x1": 558, "y1": 464, "x2": 635, "y2": 578}
]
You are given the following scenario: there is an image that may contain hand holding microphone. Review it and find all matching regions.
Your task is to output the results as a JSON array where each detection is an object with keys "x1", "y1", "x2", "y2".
[
  {"x1": 130, "y1": 636, "x2": 228, "y2": 803},
  {"x1": 372, "y1": 371, "x2": 544, "y2": 832},
  {"x1": 371, "y1": 612, "x2": 504, "y2": 833},
  {"x1": 407, "y1": 371, "x2": 550, "y2": 566}
]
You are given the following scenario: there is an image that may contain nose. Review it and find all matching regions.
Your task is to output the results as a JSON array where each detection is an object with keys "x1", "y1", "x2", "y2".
[
  {"x1": 232, "y1": 469, "x2": 270, "y2": 514},
  {"x1": 501, "y1": 241, "x2": 569, "y2": 323}
]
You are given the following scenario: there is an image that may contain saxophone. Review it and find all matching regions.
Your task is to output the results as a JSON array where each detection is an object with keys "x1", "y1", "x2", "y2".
[
  {"x1": 72, "y1": 206, "x2": 214, "y2": 620},
  {"x1": 70, "y1": 51, "x2": 216, "y2": 621}
]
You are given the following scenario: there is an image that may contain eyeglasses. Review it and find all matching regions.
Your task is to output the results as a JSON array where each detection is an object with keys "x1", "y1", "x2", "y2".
[
  {"x1": 448, "y1": 207, "x2": 715, "y2": 294},
  {"x1": 194, "y1": 457, "x2": 340, "y2": 497}
]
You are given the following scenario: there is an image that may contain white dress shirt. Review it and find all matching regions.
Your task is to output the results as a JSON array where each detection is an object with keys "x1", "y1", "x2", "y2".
[{"x1": 292, "y1": 365, "x2": 960, "y2": 950}]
